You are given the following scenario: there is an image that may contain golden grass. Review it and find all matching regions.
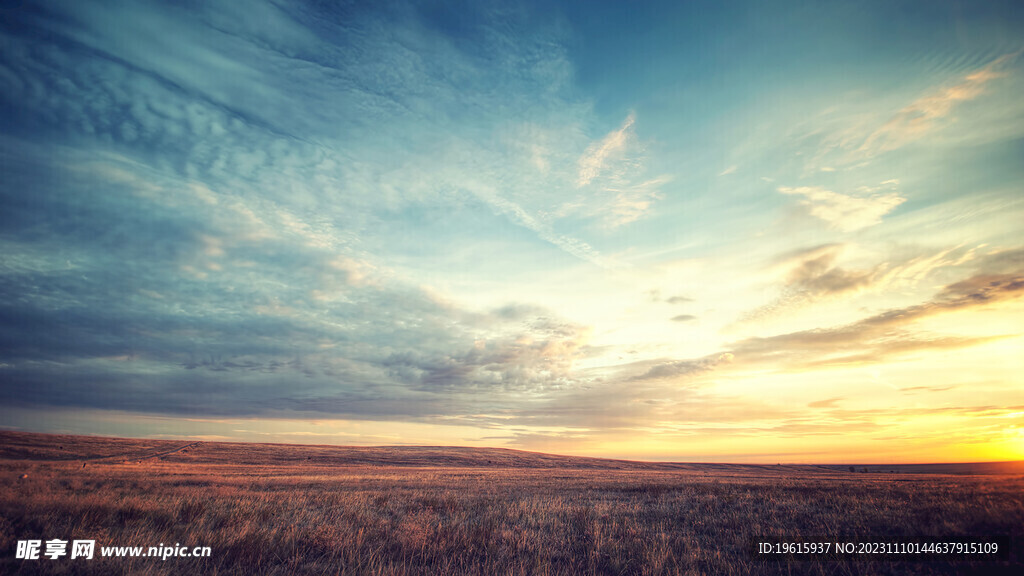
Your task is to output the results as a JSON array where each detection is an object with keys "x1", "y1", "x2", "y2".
[{"x1": 1, "y1": 432, "x2": 1021, "y2": 575}]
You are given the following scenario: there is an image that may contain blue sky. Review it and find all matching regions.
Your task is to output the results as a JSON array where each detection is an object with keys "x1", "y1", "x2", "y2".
[{"x1": 1, "y1": 0, "x2": 1023, "y2": 462}]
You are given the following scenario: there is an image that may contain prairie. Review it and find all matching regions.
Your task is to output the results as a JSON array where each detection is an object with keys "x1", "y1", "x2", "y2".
[{"x1": 1, "y1": 431, "x2": 1021, "y2": 575}]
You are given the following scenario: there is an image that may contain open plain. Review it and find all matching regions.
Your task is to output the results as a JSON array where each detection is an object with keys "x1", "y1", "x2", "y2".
[{"x1": 1, "y1": 431, "x2": 1022, "y2": 575}]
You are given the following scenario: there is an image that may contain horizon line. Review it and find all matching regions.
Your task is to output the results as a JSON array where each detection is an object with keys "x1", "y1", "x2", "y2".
[{"x1": 3, "y1": 429, "x2": 1022, "y2": 468}]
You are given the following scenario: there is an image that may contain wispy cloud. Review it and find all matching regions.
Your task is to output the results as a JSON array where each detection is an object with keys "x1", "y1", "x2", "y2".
[
  {"x1": 858, "y1": 52, "x2": 1021, "y2": 156},
  {"x1": 469, "y1": 185, "x2": 620, "y2": 269},
  {"x1": 779, "y1": 244, "x2": 877, "y2": 296},
  {"x1": 571, "y1": 113, "x2": 666, "y2": 227},
  {"x1": 729, "y1": 269, "x2": 1024, "y2": 370},
  {"x1": 655, "y1": 266, "x2": 1024, "y2": 386},
  {"x1": 779, "y1": 51, "x2": 1023, "y2": 177},
  {"x1": 778, "y1": 181, "x2": 905, "y2": 232},
  {"x1": 604, "y1": 176, "x2": 669, "y2": 228},
  {"x1": 807, "y1": 397, "x2": 843, "y2": 409},
  {"x1": 631, "y1": 353, "x2": 734, "y2": 381},
  {"x1": 740, "y1": 242, "x2": 986, "y2": 326},
  {"x1": 741, "y1": 244, "x2": 880, "y2": 321},
  {"x1": 577, "y1": 113, "x2": 636, "y2": 188}
]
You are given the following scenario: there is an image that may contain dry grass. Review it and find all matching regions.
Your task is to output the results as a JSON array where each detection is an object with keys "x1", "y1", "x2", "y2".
[{"x1": 1, "y1": 432, "x2": 1021, "y2": 575}]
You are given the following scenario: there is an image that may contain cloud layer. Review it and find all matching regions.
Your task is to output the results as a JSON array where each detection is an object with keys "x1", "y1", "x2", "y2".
[{"x1": 1, "y1": 0, "x2": 1022, "y2": 462}]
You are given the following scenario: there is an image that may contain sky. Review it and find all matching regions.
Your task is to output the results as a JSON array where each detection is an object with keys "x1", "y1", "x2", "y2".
[{"x1": 1, "y1": 0, "x2": 1022, "y2": 464}]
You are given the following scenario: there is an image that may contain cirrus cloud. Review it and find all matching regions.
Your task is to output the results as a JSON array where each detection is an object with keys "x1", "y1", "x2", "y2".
[{"x1": 778, "y1": 182, "x2": 905, "y2": 232}]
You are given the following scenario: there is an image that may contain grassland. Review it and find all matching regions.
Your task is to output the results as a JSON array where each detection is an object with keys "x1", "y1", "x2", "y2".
[{"x1": 1, "y1": 432, "x2": 1022, "y2": 575}]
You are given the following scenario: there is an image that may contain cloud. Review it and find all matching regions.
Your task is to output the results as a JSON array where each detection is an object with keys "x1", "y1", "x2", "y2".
[
  {"x1": 656, "y1": 266, "x2": 1023, "y2": 385},
  {"x1": 780, "y1": 244, "x2": 877, "y2": 296},
  {"x1": 741, "y1": 244, "x2": 896, "y2": 323},
  {"x1": 577, "y1": 113, "x2": 635, "y2": 188},
  {"x1": 0, "y1": 154, "x2": 581, "y2": 420},
  {"x1": 783, "y1": 52, "x2": 1023, "y2": 175},
  {"x1": 467, "y1": 184, "x2": 620, "y2": 269},
  {"x1": 0, "y1": 0, "x2": 634, "y2": 273},
  {"x1": 0, "y1": 276, "x2": 596, "y2": 419},
  {"x1": 571, "y1": 113, "x2": 666, "y2": 227},
  {"x1": 808, "y1": 397, "x2": 843, "y2": 409},
  {"x1": 0, "y1": 169, "x2": 598, "y2": 419},
  {"x1": 2, "y1": 0, "x2": 1021, "y2": 455},
  {"x1": 777, "y1": 182, "x2": 905, "y2": 232},
  {"x1": 604, "y1": 176, "x2": 669, "y2": 228},
  {"x1": 858, "y1": 52, "x2": 1021, "y2": 156},
  {"x1": 898, "y1": 385, "x2": 957, "y2": 394},
  {"x1": 381, "y1": 316, "x2": 592, "y2": 393},
  {"x1": 729, "y1": 269, "x2": 1024, "y2": 369},
  {"x1": 936, "y1": 271, "x2": 1024, "y2": 303},
  {"x1": 742, "y1": 244, "x2": 881, "y2": 321},
  {"x1": 977, "y1": 248, "x2": 1024, "y2": 274},
  {"x1": 631, "y1": 352, "x2": 733, "y2": 381},
  {"x1": 0, "y1": 0, "x2": 648, "y2": 427}
]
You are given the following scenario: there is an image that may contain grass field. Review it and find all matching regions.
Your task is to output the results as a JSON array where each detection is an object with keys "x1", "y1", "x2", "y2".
[{"x1": 1, "y1": 432, "x2": 1022, "y2": 575}]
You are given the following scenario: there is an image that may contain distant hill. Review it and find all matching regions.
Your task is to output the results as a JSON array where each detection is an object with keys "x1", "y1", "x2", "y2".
[
  {"x1": 818, "y1": 461, "x2": 1024, "y2": 475},
  {"x1": 2, "y1": 431, "x2": 1022, "y2": 475}
]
